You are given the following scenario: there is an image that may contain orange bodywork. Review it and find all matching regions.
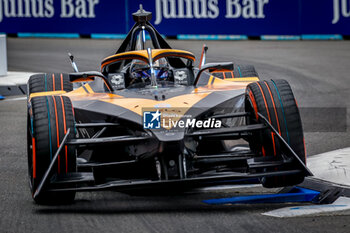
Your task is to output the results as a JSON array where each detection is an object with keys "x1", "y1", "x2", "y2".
[
  {"x1": 63, "y1": 79, "x2": 256, "y2": 118},
  {"x1": 29, "y1": 49, "x2": 259, "y2": 120},
  {"x1": 101, "y1": 49, "x2": 196, "y2": 71},
  {"x1": 29, "y1": 79, "x2": 258, "y2": 120}
]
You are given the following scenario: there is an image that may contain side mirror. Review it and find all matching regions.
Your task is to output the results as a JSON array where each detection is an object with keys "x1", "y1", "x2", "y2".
[
  {"x1": 69, "y1": 71, "x2": 114, "y2": 91},
  {"x1": 194, "y1": 62, "x2": 233, "y2": 86}
]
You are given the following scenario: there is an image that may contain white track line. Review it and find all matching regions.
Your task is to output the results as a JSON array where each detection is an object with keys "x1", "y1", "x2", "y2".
[
  {"x1": 307, "y1": 147, "x2": 350, "y2": 187},
  {"x1": 262, "y1": 147, "x2": 350, "y2": 217},
  {"x1": 262, "y1": 197, "x2": 350, "y2": 217},
  {"x1": 3, "y1": 96, "x2": 27, "y2": 101}
]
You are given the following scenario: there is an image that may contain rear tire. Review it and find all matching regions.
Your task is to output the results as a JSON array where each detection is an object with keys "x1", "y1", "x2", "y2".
[
  {"x1": 27, "y1": 73, "x2": 72, "y2": 96},
  {"x1": 27, "y1": 95, "x2": 76, "y2": 204},
  {"x1": 245, "y1": 79, "x2": 306, "y2": 188}
]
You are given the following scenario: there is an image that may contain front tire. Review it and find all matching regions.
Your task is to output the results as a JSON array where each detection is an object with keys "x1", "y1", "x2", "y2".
[
  {"x1": 27, "y1": 95, "x2": 76, "y2": 204},
  {"x1": 28, "y1": 73, "x2": 73, "y2": 96},
  {"x1": 245, "y1": 79, "x2": 306, "y2": 188}
]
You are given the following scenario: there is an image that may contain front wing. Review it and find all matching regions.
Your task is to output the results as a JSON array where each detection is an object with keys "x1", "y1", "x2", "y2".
[{"x1": 33, "y1": 112, "x2": 312, "y2": 198}]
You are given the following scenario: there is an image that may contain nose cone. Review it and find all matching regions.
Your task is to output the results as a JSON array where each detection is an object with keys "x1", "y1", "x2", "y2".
[{"x1": 150, "y1": 128, "x2": 186, "y2": 142}]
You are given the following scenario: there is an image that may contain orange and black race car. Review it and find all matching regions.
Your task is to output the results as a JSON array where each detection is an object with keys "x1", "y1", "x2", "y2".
[{"x1": 26, "y1": 6, "x2": 312, "y2": 204}]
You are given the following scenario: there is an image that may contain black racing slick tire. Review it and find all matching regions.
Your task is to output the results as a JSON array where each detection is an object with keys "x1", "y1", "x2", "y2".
[
  {"x1": 27, "y1": 95, "x2": 76, "y2": 204},
  {"x1": 211, "y1": 64, "x2": 258, "y2": 79},
  {"x1": 28, "y1": 73, "x2": 73, "y2": 96},
  {"x1": 245, "y1": 79, "x2": 306, "y2": 188},
  {"x1": 234, "y1": 64, "x2": 258, "y2": 78}
]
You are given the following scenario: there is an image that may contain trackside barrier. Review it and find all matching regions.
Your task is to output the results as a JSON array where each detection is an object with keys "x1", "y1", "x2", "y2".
[
  {"x1": 0, "y1": 34, "x2": 6, "y2": 100},
  {"x1": 0, "y1": 34, "x2": 7, "y2": 76},
  {"x1": 0, "y1": 1, "x2": 349, "y2": 36}
]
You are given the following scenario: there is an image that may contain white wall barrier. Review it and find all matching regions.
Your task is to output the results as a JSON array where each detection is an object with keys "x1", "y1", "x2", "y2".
[{"x1": 0, "y1": 35, "x2": 7, "y2": 77}]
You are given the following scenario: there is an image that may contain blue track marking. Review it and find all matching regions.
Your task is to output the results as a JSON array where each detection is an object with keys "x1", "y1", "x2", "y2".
[
  {"x1": 9, "y1": 33, "x2": 346, "y2": 40},
  {"x1": 18, "y1": 33, "x2": 80, "y2": 38},
  {"x1": 302, "y1": 34, "x2": 343, "y2": 40},
  {"x1": 91, "y1": 34, "x2": 127, "y2": 39},
  {"x1": 290, "y1": 205, "x2": 347, "y2": 210},
  {"x1": 91, "y1": 34, "x2": 155, "y2": 40},
  {"x1": 271, "y1": 80, "x2": 290, "y2": 144},
  {"x1": 203, "y1": 187, "x2": 320, "y2": 205},
  {"x1": 261, "y1": 35, "x2": 301, "y2": 40},
  {"x1": 177, "y1": 35, "x2": 248, "y2": 40}
]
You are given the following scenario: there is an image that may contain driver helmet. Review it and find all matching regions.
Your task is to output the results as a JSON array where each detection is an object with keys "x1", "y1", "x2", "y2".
[{"x1": 130, "y1": 58, "x2": 169, "y2": 82}]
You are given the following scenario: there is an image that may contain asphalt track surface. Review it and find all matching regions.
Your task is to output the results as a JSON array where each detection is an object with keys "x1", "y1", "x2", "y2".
[{"x1": 0, "y1": 38, "x2": 349, "y2": 233}]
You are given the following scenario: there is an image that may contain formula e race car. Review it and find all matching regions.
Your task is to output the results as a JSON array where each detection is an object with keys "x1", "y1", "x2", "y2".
[{"x1": 26, "y1": 6, "x2": 312, "y2": 204}]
